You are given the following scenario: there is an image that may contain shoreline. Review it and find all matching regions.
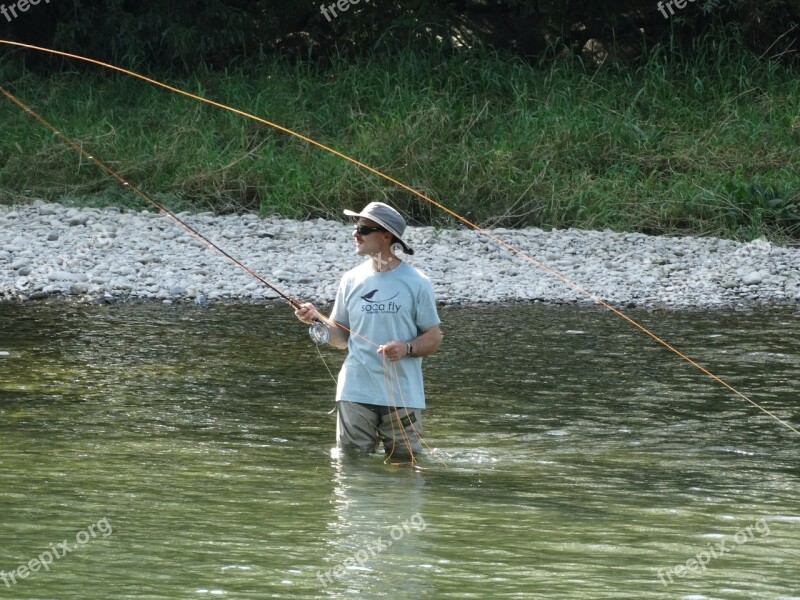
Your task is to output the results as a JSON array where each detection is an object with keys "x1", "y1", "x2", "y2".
[{"x1": 1, "y1": 202, "x2": 799, "y2": 310}]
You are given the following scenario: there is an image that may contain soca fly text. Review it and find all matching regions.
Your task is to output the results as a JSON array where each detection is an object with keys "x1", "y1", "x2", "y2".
[
  {"x1": 655, "y1": 517, "x2": 770, "y2": 586},
  {"x1": 316, "y1": 512, "x2": 426, "y2": 586},
  {"x1": 1, "y1": 517, "x2": 113, "y2": 588}
]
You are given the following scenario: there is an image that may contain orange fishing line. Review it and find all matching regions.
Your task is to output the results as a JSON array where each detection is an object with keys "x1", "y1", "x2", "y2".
[
  {"x1": 387, "y1": 360, "x2": 448, "y2": 467},
  {"x1": 1, "y1": 40, "x2": 796, "y2": 437}
]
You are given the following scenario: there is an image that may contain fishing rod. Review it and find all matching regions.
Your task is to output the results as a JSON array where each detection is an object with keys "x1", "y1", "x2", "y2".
[
  {"x1": 0, "y1": 40, "x2": 797, "y2": 437},
  {"x1": 0, "y1": 85, "x2": 332, "y2": 346}
]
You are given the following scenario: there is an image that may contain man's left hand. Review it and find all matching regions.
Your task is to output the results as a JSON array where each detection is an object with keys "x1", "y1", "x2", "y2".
[{"x1": 377, "y1": 341, "x2": 408, "y2": 362}]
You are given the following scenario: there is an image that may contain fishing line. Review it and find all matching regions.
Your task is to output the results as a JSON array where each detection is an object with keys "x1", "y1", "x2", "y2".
[
  {"x1": 0, "y1": 40, "x2": 797, "y2": 437},
  {"x1": 385, "y1": 360, "x2": 450, "y2": 467}
]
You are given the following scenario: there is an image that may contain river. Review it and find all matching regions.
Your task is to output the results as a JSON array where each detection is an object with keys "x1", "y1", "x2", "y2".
[{"x1": 0, "y1": 302, "x2": 798, "y2": 598}]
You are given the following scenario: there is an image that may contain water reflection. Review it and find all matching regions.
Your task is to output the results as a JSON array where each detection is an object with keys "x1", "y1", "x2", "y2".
[{"x1": 319, "y1": 452, "x2": 429, "y2": 595}]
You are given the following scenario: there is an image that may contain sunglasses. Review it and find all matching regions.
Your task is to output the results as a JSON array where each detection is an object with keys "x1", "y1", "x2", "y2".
[{"x1": 354, "y1": 224, "x2": 386, "y2": 235}]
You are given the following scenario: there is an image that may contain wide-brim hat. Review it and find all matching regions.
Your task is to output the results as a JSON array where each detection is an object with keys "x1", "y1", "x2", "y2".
[{"x1": 344, "y1": 202, "x2": 414, "y2": 255}]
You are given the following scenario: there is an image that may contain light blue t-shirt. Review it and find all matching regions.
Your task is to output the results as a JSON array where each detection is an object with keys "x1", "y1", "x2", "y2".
[{"x1": 330, "y1": 260, "x2": 440, "y2": 409}]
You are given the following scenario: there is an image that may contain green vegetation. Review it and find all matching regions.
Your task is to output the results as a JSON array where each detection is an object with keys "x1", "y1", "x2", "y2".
[{"x1": 1, "y1": 39, "x2": 799, "y2": 241}]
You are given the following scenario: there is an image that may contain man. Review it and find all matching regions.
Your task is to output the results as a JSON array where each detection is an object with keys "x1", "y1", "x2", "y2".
[{"x1": 295, "y1": 202, "x2": 442, "y2": 461}]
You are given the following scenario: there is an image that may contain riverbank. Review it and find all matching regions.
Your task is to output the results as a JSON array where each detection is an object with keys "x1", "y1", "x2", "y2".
[
  {"x1": 2, "y1": 45, "x2": 799, "y2": 240},
  {"x1": 1, "y1": 202, "x2": 798, "y2": 309}
]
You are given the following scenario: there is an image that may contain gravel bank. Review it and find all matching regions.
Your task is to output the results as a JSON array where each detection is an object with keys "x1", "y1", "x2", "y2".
[{"x1": 1, "y1": 202, "x2": 798, "y2": 309}]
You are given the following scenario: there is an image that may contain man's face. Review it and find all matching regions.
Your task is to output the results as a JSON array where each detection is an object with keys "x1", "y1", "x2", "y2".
[{"x1": 352, "y1": 218, "x2": 389, "y2": 257}]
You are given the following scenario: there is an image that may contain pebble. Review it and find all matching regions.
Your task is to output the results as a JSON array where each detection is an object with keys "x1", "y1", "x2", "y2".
[
  {"x1": 742, "y1": 272, "x2": 763, "y2": 285},
  {"x1": 48, "y1": 270, "x2": 75, "y2": 281},
  {"x1": 274, "y1": 269, "x2": 295, "y2": 281},
  {"x1": 68, "y1": 215, "x2": 89, "y2": 226},
  {"x1": 0, "y1": 202, "x2": 798, "y2": 309}
]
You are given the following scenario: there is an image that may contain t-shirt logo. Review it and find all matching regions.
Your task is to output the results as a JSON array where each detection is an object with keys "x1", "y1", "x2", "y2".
[{"x1": 360, "y1": 289, "x2": 402, "y2": 314}]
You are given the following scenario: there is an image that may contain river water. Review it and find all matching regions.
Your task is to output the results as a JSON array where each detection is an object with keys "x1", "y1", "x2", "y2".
[{"x1": 0, "y1": 302, "x2": 798, "y2": 599}]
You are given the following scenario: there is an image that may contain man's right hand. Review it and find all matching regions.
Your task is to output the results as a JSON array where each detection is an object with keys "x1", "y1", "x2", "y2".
[{"x1": 294, "y1": 302, "x2": 320, "y2": 325}]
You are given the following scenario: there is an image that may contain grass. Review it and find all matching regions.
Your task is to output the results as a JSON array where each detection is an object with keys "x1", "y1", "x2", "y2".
[{"x1": 0, "y1": 37, "x2": 799, "y2": 241}]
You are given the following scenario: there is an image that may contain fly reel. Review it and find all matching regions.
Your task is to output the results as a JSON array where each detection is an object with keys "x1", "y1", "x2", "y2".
[{"x1": 308, "y1": 321, "x2": 330, "y2": 345}]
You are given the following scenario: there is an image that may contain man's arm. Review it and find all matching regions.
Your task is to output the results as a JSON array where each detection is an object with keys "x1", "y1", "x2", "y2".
[
  {"x1": 325, "y1": 320, "x2": 349, "y2": 349},
  {"x1": 409, "y1": 325, "x2": 442, "y2": 357}
]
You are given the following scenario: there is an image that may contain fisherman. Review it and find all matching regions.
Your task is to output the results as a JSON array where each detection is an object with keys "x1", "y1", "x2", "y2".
[{"x1": 295, "y1": 202, "x2": 442, "y2": 461}]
